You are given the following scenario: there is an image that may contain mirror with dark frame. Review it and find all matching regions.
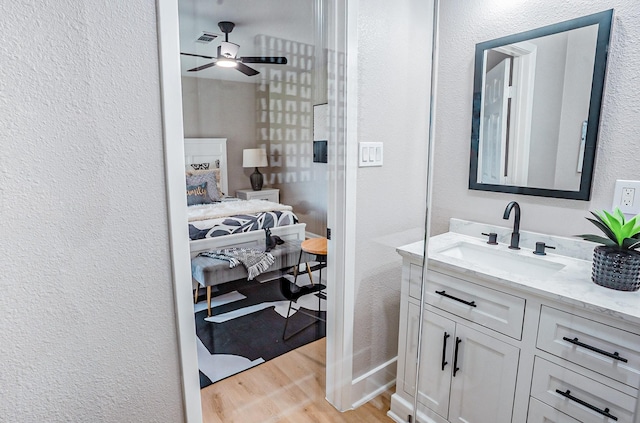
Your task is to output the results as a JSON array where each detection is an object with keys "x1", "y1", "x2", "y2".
[{"x1": 469, "y1": 9, "x2": 613, "y2": 200}]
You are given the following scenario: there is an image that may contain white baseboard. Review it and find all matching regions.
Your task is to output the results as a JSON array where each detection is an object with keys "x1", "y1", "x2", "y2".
[
  {"x1": 388, "y1": 393, "x2": 412, "y2": 423},
  {"x1": 305, "y1": 231, "x2": 323, "y2": 239},
  {"x1": 388, "y1": 392, "x2": 439, "y2": 423},
  {"x1": 387, "y1": 409, "x2": 409, "y2": 423},
  {"x1": 351, "y1": 356, "x2": 397, "y2": 409}
]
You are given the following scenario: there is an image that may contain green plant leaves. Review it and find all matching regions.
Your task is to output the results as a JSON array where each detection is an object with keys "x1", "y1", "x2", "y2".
[
  {"x1": 623, "y1": 237, "x2": 640, "y2": 250},
  {"x1": 600, "y1": 210, "x2": 623, "y2": 241},
  {"x1": 587, "y1": 214, "x2": 616, "y2": 241},
  {"x1": 577, "y1": 234, "x2": 617, "y2": 247},
  {"x1": 580, "y1": 208, "x2": 640, "y2": 250},
  {"x1": 622, "y1": 216, "x2": 640, "y2": 237}
]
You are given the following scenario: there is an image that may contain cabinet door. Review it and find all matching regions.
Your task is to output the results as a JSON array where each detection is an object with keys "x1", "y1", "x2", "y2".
[
  {"x1": 448, "y1": 323, "x2": 520, "y2": 423},
  {"x1": 417, "y1": 311, "x2": 456, "y2": 419}
]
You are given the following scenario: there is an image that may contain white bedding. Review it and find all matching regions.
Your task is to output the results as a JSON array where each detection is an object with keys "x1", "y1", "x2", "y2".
[{"x1": 187, "y1": 199, "x2": 293, "y2": 222}]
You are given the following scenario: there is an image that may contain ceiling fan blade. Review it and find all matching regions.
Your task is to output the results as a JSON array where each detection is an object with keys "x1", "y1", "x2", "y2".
[
  {"x1": 240, "y1": 56, "x2": 288, "y2": 65},
  {"x1": 187, "y1": 62, "x2": 216, "y2": 72},
  {"x1": 181, "y1": 52, "x2": 215, "y2": 60},
  {"x1": 236, "y1": 62, "x2": 259, "y2": 76}
]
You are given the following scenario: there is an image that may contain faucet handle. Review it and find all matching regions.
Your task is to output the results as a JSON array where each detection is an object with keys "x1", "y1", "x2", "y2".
[
  {"x1": 481, "y1": 232, "x2": 498, "y2": 245},
  {"x1": 533, "y1": 242, "x2": 555, "y2": 255}
]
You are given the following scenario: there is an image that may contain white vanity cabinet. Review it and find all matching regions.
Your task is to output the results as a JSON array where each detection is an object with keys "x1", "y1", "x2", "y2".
[
  {"x1": 392, "y1": 254, "x2": 520, "y2": 423},
  {"x1": 389, "y1": 234, "x2": 640, "y2": 423}
]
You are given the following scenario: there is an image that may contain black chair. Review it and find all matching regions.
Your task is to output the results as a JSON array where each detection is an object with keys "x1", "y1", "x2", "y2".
[{"x1": 280, "y1": 278, "x2": 326, "y2": 340}]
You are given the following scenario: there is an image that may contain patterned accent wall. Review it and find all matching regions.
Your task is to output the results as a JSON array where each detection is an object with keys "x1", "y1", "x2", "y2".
[{"x1": 254, "y1": 35, "x2": 327, "y2": 235}]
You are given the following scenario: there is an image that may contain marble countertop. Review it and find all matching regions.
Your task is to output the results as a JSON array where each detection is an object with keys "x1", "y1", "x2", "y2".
[{"x1": 397, "y1": 231, "x2": 640, "y2": 326}]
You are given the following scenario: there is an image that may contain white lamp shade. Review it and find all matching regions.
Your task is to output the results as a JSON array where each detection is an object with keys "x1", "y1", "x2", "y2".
[{"x1": 243, "y1": 148, "x2": 268, "y2": 168}]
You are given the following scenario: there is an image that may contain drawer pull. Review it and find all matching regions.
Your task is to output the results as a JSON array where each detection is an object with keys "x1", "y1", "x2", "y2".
[
  {"x1": 562, "y1": 337, "x2": 629, "y2": 363},
  {"x1": 555, "y1": 389, "x2": 618, "y2": 421},
  {"x1": 441, "y1": 332, "x2": 450, "y2": 371},
  {"x1": 435, "y1": 290, "x2": 477, "y2": 307},
  {"x1": 453, "y1": 337, "x2": 462, "y2": 377}
]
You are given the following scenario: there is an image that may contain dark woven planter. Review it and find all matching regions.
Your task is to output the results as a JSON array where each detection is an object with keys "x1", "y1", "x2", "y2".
[{"x1": 592, "y1": 246, "x2": 640, "y2": 291}]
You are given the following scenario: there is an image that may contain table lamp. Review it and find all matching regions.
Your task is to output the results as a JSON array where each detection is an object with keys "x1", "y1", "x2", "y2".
[{"x1": 242, "y1": 148, "x2": 268, "y2": 191}]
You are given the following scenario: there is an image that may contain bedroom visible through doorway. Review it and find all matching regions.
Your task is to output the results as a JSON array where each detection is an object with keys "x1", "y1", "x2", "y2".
[{"x1": 177, "y1": 0, "x2": 334, "y2": 406}]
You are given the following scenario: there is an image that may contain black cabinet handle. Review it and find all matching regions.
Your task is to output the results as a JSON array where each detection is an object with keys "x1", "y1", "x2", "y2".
[
  {"x1": 562, "y1": 337, "x2": 628, "y2": 363},
  {"x1": 441, "y1": 332, "x2": 450, "y2": 371},
  {"x1": 453, "y1": 337, "x2": 462, "y2": 377},
  {"x1": 435, "y1": 290, "x2": 477, "y2": 307},
  {"x1": 555, "y1": 389, "x2": 618, "y2": 421}
]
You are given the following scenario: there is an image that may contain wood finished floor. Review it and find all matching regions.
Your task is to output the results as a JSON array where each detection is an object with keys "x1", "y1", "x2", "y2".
[{"x1": 200, "y1": 338, "x2": 394, "y2": 423}]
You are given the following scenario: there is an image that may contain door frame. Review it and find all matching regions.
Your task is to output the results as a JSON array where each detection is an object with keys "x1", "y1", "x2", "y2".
[
  {"x1": 325, "y1": 0, "x2": 357, "y2": 411},
  {"x1": 155, "y1": 0, "x2": 356, "y2": 420}
]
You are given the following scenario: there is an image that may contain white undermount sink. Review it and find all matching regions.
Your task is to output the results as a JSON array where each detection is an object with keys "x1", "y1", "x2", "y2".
[{"x1": 436, "y1": 241, "x2": 566, "y2": 278}]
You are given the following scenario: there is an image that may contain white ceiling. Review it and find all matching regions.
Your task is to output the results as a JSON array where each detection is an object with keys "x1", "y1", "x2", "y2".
[{"x1": 178, "y1": 0, "x2": 316, "y2": 82}]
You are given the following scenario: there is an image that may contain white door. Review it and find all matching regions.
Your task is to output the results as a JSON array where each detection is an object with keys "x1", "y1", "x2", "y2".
[
  {"x1": 417, "y1": 311, "x2": 456, "y2": 419},
  {"x1": 478, "y1": 58, "x2": 510, "y2": 184},
  {"x1": 448, "y1": 323, "x2": 520, "y2": 423}
]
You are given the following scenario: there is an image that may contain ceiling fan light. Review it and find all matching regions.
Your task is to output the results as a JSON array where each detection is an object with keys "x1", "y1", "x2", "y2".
[{"x1": 216, "y1": 58, "x2": 238, "y2": 68}]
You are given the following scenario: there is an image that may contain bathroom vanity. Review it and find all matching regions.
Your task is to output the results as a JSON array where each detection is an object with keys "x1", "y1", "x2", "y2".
[{"x1": 388, "y1": 219, "x2": 640, "y2": 423}]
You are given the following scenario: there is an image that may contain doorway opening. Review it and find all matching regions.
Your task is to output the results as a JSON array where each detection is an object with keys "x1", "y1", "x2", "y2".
[
  {"x1": 478, "y1": 42, "x2": 536, "y2": 186},
  {"x1": 178, "y1": 0, "x2": 331, "y2": 390},
  {"x1": 156, "y1": 0, "x2": 354, "y2": 420}
]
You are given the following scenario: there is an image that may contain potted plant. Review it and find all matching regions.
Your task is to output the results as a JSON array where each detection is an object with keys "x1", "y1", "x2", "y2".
[{"x1": 578, "y1": 208, "x2": 640, "y2": 291}]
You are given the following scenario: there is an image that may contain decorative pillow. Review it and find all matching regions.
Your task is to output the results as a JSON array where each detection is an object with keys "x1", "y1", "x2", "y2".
[
  {"x1": 186, "y1": 182, "x2": 213, "y2": 206},
  {"x1": 188, "y1": 162, "x2": 210, "y2": 171},
  {"x1": 186, "y1": 161, "x2": 219, "y2": 172},
  {"x1": 186, "y1": 168, "x2": 223, "y2": 198},
  {"x1": 186, "y1": 170, "x2": 222, "y2": 201}
]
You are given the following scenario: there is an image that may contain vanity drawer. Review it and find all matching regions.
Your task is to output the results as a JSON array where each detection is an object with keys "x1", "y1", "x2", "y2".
[
  {"x1": 531, "y1": 357, "x2": 636, "y2": 423},
  {"x1": 537, "y1": 306, "x2": 640, "y2": 388},
  {"x1": 425, "y1": 270, "x2": 525, "y2": 339},
  {"x1": 527, "y1": 398, "x2": 580, "y2": 423}
]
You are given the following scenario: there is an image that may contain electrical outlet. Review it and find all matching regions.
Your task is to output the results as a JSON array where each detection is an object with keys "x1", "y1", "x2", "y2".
[
  {"x1": 622, "y1": 188, "x2": 635, "y2": 207},
  {"x1": 613, "y1": 180, "x2": 640, "y2": 215}
]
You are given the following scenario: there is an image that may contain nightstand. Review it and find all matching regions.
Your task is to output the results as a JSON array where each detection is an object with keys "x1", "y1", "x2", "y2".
[{"x1": 235, "y1": 188, "x2": 280, "y2": 203}]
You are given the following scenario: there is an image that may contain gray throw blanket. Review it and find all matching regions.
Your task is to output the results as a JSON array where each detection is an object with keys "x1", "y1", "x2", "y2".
[{"x1": 199, "y1": 248, "x2": 275, "y2": 280}]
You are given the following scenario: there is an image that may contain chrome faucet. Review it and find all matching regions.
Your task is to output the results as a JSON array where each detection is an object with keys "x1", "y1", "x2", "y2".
[{"x1": 503, "y1": 201, "x2": 521, "y2": 250}]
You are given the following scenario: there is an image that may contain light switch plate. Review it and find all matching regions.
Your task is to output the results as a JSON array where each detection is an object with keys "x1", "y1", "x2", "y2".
[
  {"x1": 359, "y1": 142, "x2": 383, "y2": 167},
  {"x1": 612, "y1": 179, "x2": 640, "y2": 215}
]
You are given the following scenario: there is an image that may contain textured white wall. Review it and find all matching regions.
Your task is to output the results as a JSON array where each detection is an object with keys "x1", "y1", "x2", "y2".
[
  {"x1": 352, "y1": 0, "x2": 433, "y2": 377},
  {"x1": 0, "y1": 2, "x2": 184, "y2": 422},
  {"x1": 432, "y1": 0, "x2": 640, "y2": 237},
  {"x1": 182, "y1": 76, "x2": 257, "y2": 196}
]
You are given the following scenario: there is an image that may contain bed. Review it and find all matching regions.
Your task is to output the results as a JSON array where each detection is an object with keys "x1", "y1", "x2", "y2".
[
  {"x1": 185, "y1": 138, "x2": 306, "y2": 253},
  {"x1": 185, "y1": 138, "x2": 307, "y2": 310}
]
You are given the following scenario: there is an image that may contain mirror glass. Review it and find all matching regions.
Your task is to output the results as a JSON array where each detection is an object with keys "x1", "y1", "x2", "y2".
[{"x1": 469, "y1": 10, "x2": 613, "y2": 200}]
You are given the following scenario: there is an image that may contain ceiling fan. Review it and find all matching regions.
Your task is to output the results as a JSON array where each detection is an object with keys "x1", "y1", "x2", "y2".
[{"x1": 181, "y1": 21, "x2": 288, "y2": 76}]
